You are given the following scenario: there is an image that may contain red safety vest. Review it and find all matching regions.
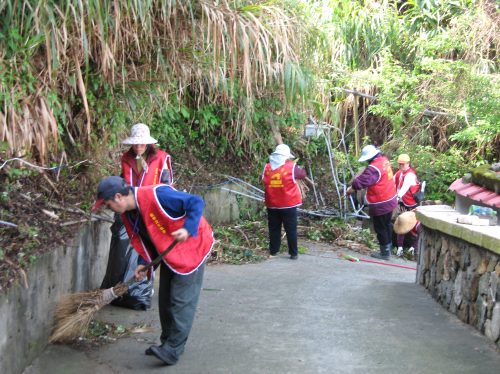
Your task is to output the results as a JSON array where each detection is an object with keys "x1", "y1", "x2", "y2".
[
  {"x1": 122, "y1": 149, "x2": 173, "y2": 187},
  {"x1": 122, "y1": 186, "x2": 214, "y2": 275},
  {"x1": 262, "y1": 161, "x2": 302, "y2": 209},
  {"x1": 365, "y1": 156, "x2": 397, "y2": 204},
  {"x1": 394, "y1": 167, "x2": 420, "y2": 207}
]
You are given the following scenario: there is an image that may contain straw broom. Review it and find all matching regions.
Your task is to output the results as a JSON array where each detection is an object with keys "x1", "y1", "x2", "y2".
[{"x1": 49, "y1": 239, "x2": 179, "y2": 343}]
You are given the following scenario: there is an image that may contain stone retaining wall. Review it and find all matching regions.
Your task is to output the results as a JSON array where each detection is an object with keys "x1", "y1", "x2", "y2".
[{"x1": 416, "y1": 205, "x2": 500, "y2": 348}]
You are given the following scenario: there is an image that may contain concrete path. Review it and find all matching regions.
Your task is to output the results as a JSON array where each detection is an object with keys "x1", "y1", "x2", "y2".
[{"x1": 25, "y1": 242, "x2": 500, "y2": 374}]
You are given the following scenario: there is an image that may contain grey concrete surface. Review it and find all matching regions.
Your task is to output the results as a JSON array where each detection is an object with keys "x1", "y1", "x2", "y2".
[
  {"x1": 0, "y1": 221, "x2": 112, "y2": 374},
  {"x1": 24, "y1": 242, "x2": 500, "y2": 374}
]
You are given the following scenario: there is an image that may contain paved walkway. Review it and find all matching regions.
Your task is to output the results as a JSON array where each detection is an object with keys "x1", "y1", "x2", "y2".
[{"x1": 25, "y1": 242, "x2": 500, "y2": 373}]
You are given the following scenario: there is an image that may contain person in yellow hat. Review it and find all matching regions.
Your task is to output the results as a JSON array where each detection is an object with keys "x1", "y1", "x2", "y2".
[
  {"x1": 393, "y1": 211, "x2": 421, "y2": 257},
  {"x1": 393, "y1": 153, "x2": 422, "y2": 256},
  {"x1": 394, "y1": 153, "x2": 421, "y2": 211}
]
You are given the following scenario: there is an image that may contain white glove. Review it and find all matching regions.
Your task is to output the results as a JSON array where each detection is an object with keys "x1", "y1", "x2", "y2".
[
  {"x1": 396, "y1": 247, "x2": 404, "y2": 257},
  {"x1": 101, "y1": 287, "x2": 117, "y2": 304}
]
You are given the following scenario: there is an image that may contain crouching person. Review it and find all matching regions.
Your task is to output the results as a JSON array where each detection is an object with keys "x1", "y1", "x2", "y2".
[
  {"x1": 394, "y1": 211, "x2": 421, "y2": 258},
  {"x1": 93, "y1": 176, "x2": 214, "y2": 365}
]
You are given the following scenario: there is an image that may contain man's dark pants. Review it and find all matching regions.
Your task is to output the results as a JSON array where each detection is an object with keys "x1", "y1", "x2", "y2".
[
  {"x1": 267, "y1": 207, "x2": 298, "y2": 256},
  {"x1": 372, "y1": 211, "x2": 393, "y2": 246},
  {"x1": 158, "y1": 260, "x2": 205, "y2": 362}
]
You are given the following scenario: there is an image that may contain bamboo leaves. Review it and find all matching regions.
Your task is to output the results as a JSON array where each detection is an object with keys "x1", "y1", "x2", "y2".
[{"x1": 1, "y1": 0, "x2": 304, "y2": 162}]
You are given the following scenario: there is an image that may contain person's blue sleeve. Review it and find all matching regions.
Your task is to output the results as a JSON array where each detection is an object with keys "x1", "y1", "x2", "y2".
[{"x1": 155, "y1": 186, "x2": 205, "y2": 237}]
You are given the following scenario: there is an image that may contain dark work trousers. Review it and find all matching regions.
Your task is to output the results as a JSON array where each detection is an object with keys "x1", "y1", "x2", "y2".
[
  {"x1": 267, "y1": 207, "x2": 298, "y2": 256},
  {"x1": 158, "y1": 260, "x2": 205, "y2": 361},
  {"x1": 372, "y1": 211, "x2": 393, "y2": 246}
]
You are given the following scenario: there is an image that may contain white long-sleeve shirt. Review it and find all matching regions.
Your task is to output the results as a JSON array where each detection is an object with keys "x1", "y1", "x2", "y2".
[{"x1": 397, "y1": 172, "x2": 417, "y2": 199}]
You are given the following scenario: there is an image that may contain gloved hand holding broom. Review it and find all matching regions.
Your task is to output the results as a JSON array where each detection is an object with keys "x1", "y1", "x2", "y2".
[{"x1": 133, "y1": 228, "x2": 188, "y2": 282}]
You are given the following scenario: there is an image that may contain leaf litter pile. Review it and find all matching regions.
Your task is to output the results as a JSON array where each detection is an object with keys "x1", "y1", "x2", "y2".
[
  {"x1": 70, "y1": 320, "x2": 154, "y2": 349},
  {"x1": 210, "y1": 215, "x2": 378, "y2": 264}
]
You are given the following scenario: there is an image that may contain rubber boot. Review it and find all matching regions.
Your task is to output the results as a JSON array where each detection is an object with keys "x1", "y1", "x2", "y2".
[{"x1": 371, "y1": 243, "x2": 391, "y2": 260}]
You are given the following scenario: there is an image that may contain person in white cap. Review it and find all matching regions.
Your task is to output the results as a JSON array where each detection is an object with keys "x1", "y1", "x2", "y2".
[
  {"x1": 100, "y1": 123, "x2": 174, "y2": 310},
  {"x1": 346, "y1": 145, "x2": 397, "y2": 260},
  {"x1": 262, "y1": 144, "x2": 306, "y2": 259},
  {"x1": 121, "y1": 123, "x2": 173, "y2": 187}
]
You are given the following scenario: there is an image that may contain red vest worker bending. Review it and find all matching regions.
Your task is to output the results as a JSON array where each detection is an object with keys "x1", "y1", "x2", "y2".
[{"x1": 93, "y1": 176, "x2": 214, "y2": 366}]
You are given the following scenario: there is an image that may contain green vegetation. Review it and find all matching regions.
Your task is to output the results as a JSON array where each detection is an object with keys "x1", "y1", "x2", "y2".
[
  {"x1": 0, "y1": 1, "x2": 499, "y2": 278},
  {"x1": 1, "y1": 1, "x2": 498, "y2": 175}
]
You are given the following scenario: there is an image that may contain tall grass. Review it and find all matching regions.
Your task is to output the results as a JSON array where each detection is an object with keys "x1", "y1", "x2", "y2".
[{"x1": 0, "y1": 0, "x2": 303, "y2": 162}]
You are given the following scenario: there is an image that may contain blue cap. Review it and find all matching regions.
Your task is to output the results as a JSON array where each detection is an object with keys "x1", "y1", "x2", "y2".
[{"x1": 92, "y1": 176, "x2": 129, "y2": 211}]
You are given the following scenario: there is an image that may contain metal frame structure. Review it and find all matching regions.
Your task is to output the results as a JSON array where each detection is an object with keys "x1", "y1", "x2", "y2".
[{"x1": 220, "y1": 118, "x2": 370, "y2": 220}]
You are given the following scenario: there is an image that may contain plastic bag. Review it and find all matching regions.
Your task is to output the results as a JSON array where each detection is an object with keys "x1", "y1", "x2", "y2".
[{"x1": 100, "y1": 215, "x2": 153, "y2": 310}]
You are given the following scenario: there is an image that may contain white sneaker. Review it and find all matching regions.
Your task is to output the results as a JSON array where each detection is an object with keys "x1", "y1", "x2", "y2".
[
  {"x1": 396, "y1": 247, "x2": 404, "y2": 257},
  {"x1": 408, "y1": 247, "x2": 415, "y2": 255}
]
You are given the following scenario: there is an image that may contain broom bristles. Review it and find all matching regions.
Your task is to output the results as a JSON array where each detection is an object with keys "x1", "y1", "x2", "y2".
[
  {"x1": 53, "y1": 290, "x2": 104, "y2": 322},
  {"x1": 49, "y1": 306, "x2": 98, "y2": 343},
  {"x1": 50, "y1": 285, "x2": 126, "y2": 343}
]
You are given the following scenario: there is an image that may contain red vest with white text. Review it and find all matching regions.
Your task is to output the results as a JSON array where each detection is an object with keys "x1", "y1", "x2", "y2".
[
  {"x1": 394, "y1": 167, "x2": 419, "y2": 207},
  {"x1": 122, "y1": 186, "x2": 214, "y2": 275},
  {"x1": 262, "y1": 161, "x2": 302, "y2": 209},
  {"x1": 122, "y1": 149, "x2": 172, "y2": 187},
  {"x1": 365, "y1": 155, "x2": 397, "y2": 204}
]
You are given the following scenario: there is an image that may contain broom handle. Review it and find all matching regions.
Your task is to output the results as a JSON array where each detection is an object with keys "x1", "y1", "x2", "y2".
[{"x1": 124, "y1": 238, "x2": 179, "y2": 286}]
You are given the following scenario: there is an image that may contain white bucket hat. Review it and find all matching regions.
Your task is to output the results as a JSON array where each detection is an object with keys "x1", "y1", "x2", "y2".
[
  {"x1": 122, "y1": 123, "x2": 157, "y2": 145},
  {"x1": 358, "y1": 144, "x2": 380, "y2": 162},
  {"x1": 273, "y1": 144, "x2": 295, "y2": 158}
]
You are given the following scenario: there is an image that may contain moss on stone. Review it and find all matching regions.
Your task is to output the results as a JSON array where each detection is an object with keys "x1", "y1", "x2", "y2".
[{"x1": 471, "y1": 164, "x2": 500, "y2": 194}]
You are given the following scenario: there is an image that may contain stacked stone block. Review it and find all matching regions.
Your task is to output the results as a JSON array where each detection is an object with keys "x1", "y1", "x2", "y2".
[{"x1": 417, "y1": 229, "x2": 500, "y2": 347}]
